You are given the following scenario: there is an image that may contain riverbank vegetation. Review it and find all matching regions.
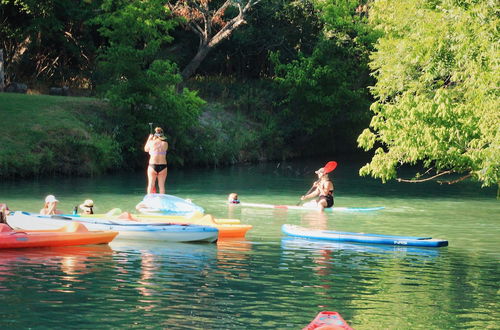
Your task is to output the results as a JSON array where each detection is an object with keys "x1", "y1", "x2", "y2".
[
  {"x1": 1, "y1": 0, "x2": 498, "y2": 190},
  {"x1": 357, "y1": 0, "x2": 499, "y2": 188},
  {"x1": 0, "y1": 93, "x2": 121, "y2": 177}
]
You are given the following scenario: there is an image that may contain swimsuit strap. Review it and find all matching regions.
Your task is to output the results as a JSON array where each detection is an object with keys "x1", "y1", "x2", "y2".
[{"x1": 149, "y1": 151, "x2": 167, "y2": 156}]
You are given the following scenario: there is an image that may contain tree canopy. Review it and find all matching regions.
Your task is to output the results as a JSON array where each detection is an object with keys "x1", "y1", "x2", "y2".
[
  {"x1": 358, "y1": 0, "x2": 499, "y2": 187},
  {"x1": 93, "y1": 0, "x2": 204, "y2": 165},
  {"x1": 272, "y1": 0, "x2": 378, "y2": 155},
  {"x1": 2, "y1": 0, "x2": 498, "y2": 189},
  {"x1": 169, "y1": 0, "x2": 262, "y2": 79}
]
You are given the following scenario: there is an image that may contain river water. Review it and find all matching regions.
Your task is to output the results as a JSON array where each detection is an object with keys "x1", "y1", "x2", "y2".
[{"x1": 0, "y1": 158, "x2": 498, "y2": 329}]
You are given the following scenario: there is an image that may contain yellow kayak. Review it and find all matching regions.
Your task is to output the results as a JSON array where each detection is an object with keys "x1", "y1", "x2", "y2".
[
  {"x1": 77, "y1": 209, "x2": 250, "y2": 238},
  {"x1": 79, "y1": 209, "x2": 240, "y2": 224}
]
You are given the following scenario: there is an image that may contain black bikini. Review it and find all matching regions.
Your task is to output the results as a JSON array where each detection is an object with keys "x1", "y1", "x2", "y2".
[
  {"x1": 317, "y1": 185, "x2": 334, "y2": 208},
  {"x1": 150, "y1": 164, "x2": 167, "y2": 173}
]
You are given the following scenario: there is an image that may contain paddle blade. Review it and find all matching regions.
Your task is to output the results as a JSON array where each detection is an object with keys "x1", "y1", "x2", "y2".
[{"x1": 324, "y1": 161, "x2": 337, "y2": 174}]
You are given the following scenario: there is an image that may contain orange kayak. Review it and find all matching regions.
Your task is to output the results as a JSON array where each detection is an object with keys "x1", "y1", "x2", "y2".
[
  {"x1": 214, "y1": 223, "x2": 252, "y2": 238},
  {"x1": 159, "y1": 214, "x2": 252, "y2": 238},
  {"x1": 134, "y1": 215, "x2": 252, "y2": 239},
  {"x1": 80, "y1": 213, "x2": 252, "y2": 239},
  {"x1": 303, "y1": 311, "x2": 353, "y2": 330},
  {"x1": 0, "y1": 223, "x2": 118, "y2": 249}
]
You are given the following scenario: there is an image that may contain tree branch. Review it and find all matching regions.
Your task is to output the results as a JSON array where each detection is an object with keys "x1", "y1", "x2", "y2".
[
  {"x1": 397, "y1": 170, "x2": 453, "y2": 183},
  {"x1": 212, "y1": 0, "x2": 231, "y2": 22},
  {"x1": 398, "y1": 170, "x2": 473, "y2": 185},
  {"x1": 187, "y1": 21, "x2": 205, "y2": 39},
  {"x1": 175, "y1": 0, "x2": 261, "y2": 80},
  {"x1": 437, "y1": 173, "x2": 472, "y2": 185}
]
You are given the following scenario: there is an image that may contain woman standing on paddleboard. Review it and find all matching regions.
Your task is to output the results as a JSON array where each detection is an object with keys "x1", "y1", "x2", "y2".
[
  {"x1": 300, "y1": 165, "x2": 335, "y2": 211},
  {"x1": 144, "y1": 127, "x2": 168, "y2": 194}
]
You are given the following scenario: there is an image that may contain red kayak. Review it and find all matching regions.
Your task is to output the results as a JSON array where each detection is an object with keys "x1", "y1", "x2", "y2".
[
  {"x1": 0, "y1": 223, "x2": 117, "y2": 249},
  {"x1": 303, "y1": 311, "x2": 353, "y2": 330}
]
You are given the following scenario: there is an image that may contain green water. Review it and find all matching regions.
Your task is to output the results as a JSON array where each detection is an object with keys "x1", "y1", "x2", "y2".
[{"x1": 0, "y1": 159, "x2": 498, "y2": 329}]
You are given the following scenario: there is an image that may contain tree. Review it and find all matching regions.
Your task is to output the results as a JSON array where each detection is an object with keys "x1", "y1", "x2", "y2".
[
  {"x1": 358, "y1": 0, "x2": 499, "y2": 189},
  {"x1": 272, "y1": 0, "x2": 378, "y2": 155},
  {"x1": 0, "y1": 49, "x2": 4, "y2": 90},
  {"x1": 169, "y1": 0, "x2": 262, "y2": 80},
  {"x1": 0, "y1": 0, "x2": 100, "y2": 85},
  {"x1": 94, "y1": 0, "x2": 204, "y2": 166},
  {"x1": 181, "y1": 0, "x2": 324, "y2": 78}
]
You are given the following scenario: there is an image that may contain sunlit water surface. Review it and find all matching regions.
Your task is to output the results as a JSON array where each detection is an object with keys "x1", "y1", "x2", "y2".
[{"x1": 0, "y1": 159, "x2": 498, "y2": 329}]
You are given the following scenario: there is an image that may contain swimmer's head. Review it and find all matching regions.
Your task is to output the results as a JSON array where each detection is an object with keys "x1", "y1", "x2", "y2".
[{"x1": 227, "y1": 193, "x2": 240, "y2": 204}]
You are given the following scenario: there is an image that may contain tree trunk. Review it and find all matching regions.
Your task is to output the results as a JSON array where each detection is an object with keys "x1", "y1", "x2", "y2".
[
  {"x1": 181, "y1": 16, "x2": 246, "y2": 80},
  {"x1": 181, "y1": 43, "x2": 213, "y2": 81},
  {"x1": 0, "y1": 49, "x2": 4, "y2": 92}
]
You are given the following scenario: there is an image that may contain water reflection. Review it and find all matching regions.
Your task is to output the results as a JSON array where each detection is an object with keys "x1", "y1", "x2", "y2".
[
  {"x1": 300, "y1": 211, "x2": 329, "y2": 229},
  {"x1": 225, "y1": 203, "x2": 239, "y2": 219},
  {"x1": 0, "y1": 244, "x2": 113, "y2": 278},
  {"x1": 216, "y1": 239, "x2": 252, "y2": 280},
  {"x1": 137, "y1": 251, "x2": 158, "y2": 299},
  {"x1": 281, "y1": 237, "x2": 441, "y2": 258},
  {"x1": 217, "y1": 239, "x2": 252, "y2": 259},
  {"x1": 0, "y1": 160, "x2": 498, "y2": 329}
]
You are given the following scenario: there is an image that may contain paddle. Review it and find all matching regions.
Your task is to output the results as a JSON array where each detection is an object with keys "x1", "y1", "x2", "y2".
[
  {"x1": 296, "y1": 182, "x2": 319, "y2": 206},
  {"x1": 296, "y1": 161, "x2": 338, "y2": 205},
  {"x1": 323, "y1": 161, "x2": 338, "y2": 174}
]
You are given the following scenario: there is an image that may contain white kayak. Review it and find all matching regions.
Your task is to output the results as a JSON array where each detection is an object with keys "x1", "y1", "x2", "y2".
[
  {"x1": 239, "y1": 202, "x2": 384, "y2": 212},
  {"x1": 8, "y1": 211, "x2": 218, "y2": 243},
  {"x1": 136, "y1": 193, "x2": 205, "y2": 215}
]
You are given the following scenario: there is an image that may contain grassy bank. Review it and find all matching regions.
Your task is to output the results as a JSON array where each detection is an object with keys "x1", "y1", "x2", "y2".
[
  {"x1": 0, "y1": 93, "x2": 121, "y2": 177},
  {"x1": 1, "y1": 79, "x2": 357, "y2": 178},
  {"x1": 0, "y1": 90, "x2": 281, "y2": 178}
]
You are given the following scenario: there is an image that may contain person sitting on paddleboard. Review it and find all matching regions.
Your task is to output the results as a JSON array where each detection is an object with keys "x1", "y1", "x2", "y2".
[
  {"x1": 144, "y1": 127, "x2": 168, "y2": 194},
  {"x1": 300, "y1": 167, "x2": 334, "y2": 211},
  {"x1": 40, "y1": 195, "x2": 63, "y2": 215},
  {"x1": 79, "y1": 199, "x2": 94, "y2": 215}
]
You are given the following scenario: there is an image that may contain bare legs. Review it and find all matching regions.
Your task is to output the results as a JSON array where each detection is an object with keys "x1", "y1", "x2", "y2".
[
  {"x1": 146, "y1": 166, "x2": 156, "y2": 194},
  {"x1": 304, "y1": 199, "x2": 327, "y2": 212},
  {"x1": 317, "y1": 199, "x2": 327, "y2": 212},
  {"x1": 147, "y1": 166, "x2": 168, "y2": 194},
  {"x1": 157, "y1": 168, "x2": 167, "y2": 194}
]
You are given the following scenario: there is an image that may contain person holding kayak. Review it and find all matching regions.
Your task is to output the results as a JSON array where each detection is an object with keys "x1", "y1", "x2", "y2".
[
  {"x1": 300, "y1": 167, "x2": 334, "y2": 211},
  {"x1": 144, "y1": 127, "x2": 168, "y2": 194},
  {"x1": 40, "y1": 195, "x2": 63, "y2": 215}
]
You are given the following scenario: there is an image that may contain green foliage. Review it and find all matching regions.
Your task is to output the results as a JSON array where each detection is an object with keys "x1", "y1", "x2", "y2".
[
  {"x1": 358, "y1": 0, "x2": 499, "y2": 186},
  {"x1": 0, "y1": 0, "x2": 100, "y2": 85},
  {"x1": 182, "y1": 77, "x2": 286, "y2": 165},
  {"x1": 93, "y1": 0, "x2": 177, "y2": 107},
  {"x1": 272, "y1": 0, "x2": 378, "y2": 155},
  {"x1": 179, "y1": 103, "x2": 260, "y2": 166},
  {"x1": 93, "y1": 0, "x2": 204, "y2": 167},
  {"x1": 0, "y1": 93, "x2": 121, "y2": 177}
]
